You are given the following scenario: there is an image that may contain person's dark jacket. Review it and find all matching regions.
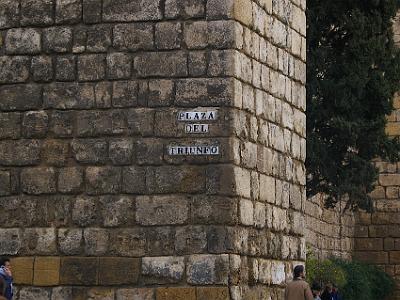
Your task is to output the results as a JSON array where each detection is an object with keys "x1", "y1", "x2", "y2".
[
  {"x1": 0, "y1": 267, "x2": 13, "y2": 300},
  {"x1": 321, "y1": 291, "x2": 334, "y2": 300},
  {"x1": 333, "y1": 290, "x2": 342, "y2": 300}
]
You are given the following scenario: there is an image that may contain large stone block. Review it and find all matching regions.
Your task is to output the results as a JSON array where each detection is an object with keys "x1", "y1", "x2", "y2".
[
  {"x1": 0, "y1": 171, "x2": 11, "y2": 196},
  {"x1": 86, "y1": 25, "x2": 112, "y2": 53},
  {"x1": 122, "y1": 167, "x2": 146, "y2": 194},
  {"x1": 165, "y1": 0, "x2": 205, "y2": 18},
  {"x1": 19, "y1": 287, "x2": 50, "y2": 300},
  {"x1": 146, "y1": 166, "x2": 205, "y2": 194},
  {"x1": 58, "y1": 167, "x2": 84, "y2": 193},
  {"x1": 155, "y1": 22, "x2": 182, "y2": 50},
  {"x1": 134, "y1": 52, "x2": 188, "y2": 77},
  {"x1": 32, "y1": 56, "x2": 53, "y2": 82},
  {"x1": 109, "y1": 228, "x2": 145, "y2": 257},
  {"x1": 21, "y1": 167, "x2": 56, "y2": 195},
  {"x1": 146, "y1": 227, "x2": 175, "y2": 256},
  {"x1": 85, "y1": 166, "x2": 121, "y2": 195},
  {"x1": 76, "y1": 111, "x2": 113, "y2": 137},
  {"x1": 43, "y1": 27, "x2": 73, "y2": 53},
  {"x1": 197, "y1": 287, "x2": 230, "y2": 300},
  {"x1": 175, "y1": 78, "x2": 234, "y2": 106},
  {"x1": 136, "y1": 195, "x2": 189, "y2": 226},
  {"x1": 58, "y1": 228, "x2": 83, "y2": 255},
  {"x1": 22, "y1": 111, "x2": 49, "y2": 138},
  {"x1": 0, "y1": 0, "x2": 19, "y2": 29},
  {"x1": 0, "y1": 112, "x2": 20, "y2": 139},
  {"x1": 175, "y1": 226, "x2": 207, "y2": 255},
  {"x1": 56, "y1": 0, "x2": 82, "y2": 24},
  {"x1": 126, "y1": 108, "x2": 154, "y2": 136},
  {"x1": 186, "y1": 254, "x2": 229, "y2": 285},
  {"x1": 78, "y1": 54, "x2": 106, "y2": 81},
  {"x1": 142, "y1": 256, "x2": 185, "y2": 283},
  {"x1": 21, "y1": 0, "x2": 53, "y2": 26},
  {"x1": 379, "y1": 174, "x2": 400, "y2": 186},
  {"x1": 12, "y1": 257, "x2": 34, "y2": 285},
  {"x1": 84, "y1": 228, "x2": 109, "y2": 256},
  {"x1": 5, "y1": 28, "x2": 41, "y2": 54},
  {"x1": 100, "y1": 195, "x2": 135, "y2": 227},
  {"x1": 353, "y1": 251, "x2": 388, "y2": 264},
  {"x1": 107, "y1": 53, "x2": 131, "y2": 79},
  {"x1": 33, "y1": 257, "x2": 60, "y2": 286},
  {"x1": 191, "y1": 196, "x2": 238, "y2": 225},
  {"x1": 60, "y1": 257, "x2": 98, "y2": 285},
  {"x1": 49, "y1": 111, "x2": 74, "y2": 137},
  {"x1": 116, "y1": 288, "x2": 154, "y2": 300},
  {"x1": 0, "y1": 56, "x2": 31, "y2": 83},
  {"x1": 22, "y1": 228, "x2": 57, "y2": 255},
  {"x1": 113, "y1": 24, "x2": 154, "y2": 51},
  {"x1": 0, "y1": 228, "x2": 21, "y2": 255},
  {"x1": 156, "y1": 287, "x2": 196, "y2": 300},
  {"x1": 148, "y1": 80, "x2": 174, "y2": 107},
  {"x1": 51, "y1": 287, "x2": 72, "y2": 300},
  {"x1": 83, "y1": 0, "x2": 102, "y2": 23},
  {"x1": 354, "y1": 238, "x2": 383, "y2": 251},
  {"x1": 44, "y1": 83, "x2": 95, "y2": 109},
  {"x1": 71, "y1": 139, "x2": 108, "y2": 164},
  {"x1": 72, "y1": 196, "x2": 98, "y2": 227},
  {"x1": 271, "y1": 260, "x2": 286, "y2": 285},
  {"x1": 206, "y1": 0, "x2": 235, "y2": 19},
  {"x1": 112, "y1": 81, "x2": 138, "y2": 108},
  {"x1": 55, "y1": 55, "x2": 76, "y2": 81},
  {"x1": 0, "y1": 83, "x2": 42, "y2": 111},
  {"x1": 98, "y1": 257, "x2": 140, "y2": 285},
  {"x1": 103, "y1": 0, "x2": 162, "y2": 21}
]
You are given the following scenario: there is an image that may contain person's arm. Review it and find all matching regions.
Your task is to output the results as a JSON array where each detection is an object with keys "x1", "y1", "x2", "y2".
[{"x1": 305, "y1": 285, "x2": 314, "y2": 300}]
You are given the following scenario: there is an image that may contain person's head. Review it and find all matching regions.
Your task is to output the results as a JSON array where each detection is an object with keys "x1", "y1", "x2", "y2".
[
  {"x1": 0, "y1": 257, "x2": 10, "y2": 270},
  {"x1": 325, "y1": 283, "x2": 333, "y2": 293},
  {"x1": 332, "y1": 283, "x2": 339, "y2": 292},
  {"x1": 311, "y1": 282, "x2": 322, "y2": 297},
  {"x1": 293, "y1": 265, "x2": 305, "y2": 279}
]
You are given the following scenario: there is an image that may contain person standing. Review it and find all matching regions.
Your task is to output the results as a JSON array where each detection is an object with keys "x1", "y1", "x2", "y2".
[
  {"x1": 311, "y1": 282, "x2": 322, "y2": 300},
  {"x1": 0, "y1": 257, "x2": 13, "y2": 300},
  {"x1": 321, "y1": 283, "x2": 334, "y2": 300},
  {"x1": 285, "y1": 265, "x2": 314, "y2": 300}
]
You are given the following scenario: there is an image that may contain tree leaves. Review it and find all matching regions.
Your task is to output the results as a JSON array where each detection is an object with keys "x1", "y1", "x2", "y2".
[{"x1": 307, "y1": 0, "x2": 400, "y2": 211}]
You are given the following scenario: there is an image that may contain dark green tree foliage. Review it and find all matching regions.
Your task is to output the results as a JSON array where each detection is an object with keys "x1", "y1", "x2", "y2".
[
  {"x1": 306, "y1": 257, "x2": 395, "y2": 300},
  {"x1": 307, "y1": 0, "x2": 400, "y2": 210}
]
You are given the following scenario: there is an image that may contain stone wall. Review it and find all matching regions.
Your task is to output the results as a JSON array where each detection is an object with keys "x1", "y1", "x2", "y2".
[
  {"x1": 352, "y1": 13, "x2": 400, "y2": 300},
  {"x1": 0, "y1": 0, "x2": 306, "y2": 299},
  {"x1": 353, "y1": 159, "x2": 400, "y2": 300},
  {"x1": 353, "y1": 121, "x2": 400, "y2": 300},
  {"x1": 305, "y1": 196, "x2": 354, "y2": 260},
  {"x1": 225, "y1": 0, "x2": 307, "y2": 298}
]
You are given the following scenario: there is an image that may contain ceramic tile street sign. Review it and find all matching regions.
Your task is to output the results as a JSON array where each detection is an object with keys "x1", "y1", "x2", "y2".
[
  {"x1": 177, "y1": 111, "x2": 218, "y2": 122},
  {"x1": 168, "y1": 145, "x2": 220, "y2": 156},
  {"x1": 184, "y1": 124, "x2": 209, "y2": 134}
]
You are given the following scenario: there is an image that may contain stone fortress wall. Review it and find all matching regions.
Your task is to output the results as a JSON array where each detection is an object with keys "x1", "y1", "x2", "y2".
[
  {"x1": 0, "y1": 0, "x2": 307, "y2": 299},
  {"x1": 304, "y1": 196, "x2": 354, "y2": 261},
  {"x1": 349, "y1": 13, "x2": 400, "y2": 300}
]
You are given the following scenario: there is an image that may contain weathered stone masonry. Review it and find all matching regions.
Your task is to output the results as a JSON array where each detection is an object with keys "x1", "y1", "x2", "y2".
[{"x1": 0, "y1": 0, "x2": 306, "y2": 299}]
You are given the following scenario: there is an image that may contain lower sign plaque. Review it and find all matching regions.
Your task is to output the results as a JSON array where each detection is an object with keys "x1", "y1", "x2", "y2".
[{"x1": 168, "y1": 145, "x2": 220, "y2": 156}]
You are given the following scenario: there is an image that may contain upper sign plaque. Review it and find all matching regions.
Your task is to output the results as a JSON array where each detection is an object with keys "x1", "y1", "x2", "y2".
[{"x1": 177, "y1": 111, "x2": 218, "y2": 122}]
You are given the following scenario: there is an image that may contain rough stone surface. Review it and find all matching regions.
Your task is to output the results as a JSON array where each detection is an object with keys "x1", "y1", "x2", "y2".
[
  {"x1": 0, "y1": 0, "x2": 308, "y2": 297},
  {"x1": 5, "y1": 28, "x2": 41, "y2": 54},
  {"x1": 142, "y1": 257, "x2": 185, "y2": 283}
]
